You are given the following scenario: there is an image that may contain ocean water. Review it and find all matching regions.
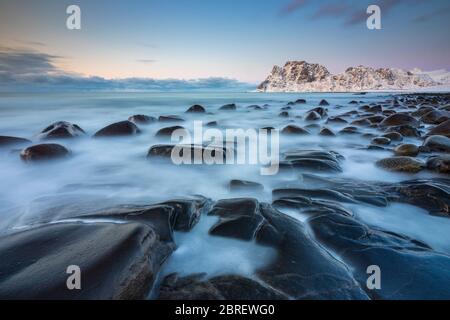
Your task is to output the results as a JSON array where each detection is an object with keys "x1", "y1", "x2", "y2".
[{"x1": 0, "y1": 91, "x2": 448, "y2": 279}]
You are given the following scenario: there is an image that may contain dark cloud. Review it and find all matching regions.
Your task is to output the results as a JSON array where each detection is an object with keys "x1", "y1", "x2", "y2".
[
  {"x1": 0, "y1": 48, "x2": 62, "y2": 75},
  {"x1": 0, "y1": 48, "x2": 251, "y2": 92}
]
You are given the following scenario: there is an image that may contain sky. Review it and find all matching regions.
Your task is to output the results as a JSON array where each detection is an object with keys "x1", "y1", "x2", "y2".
[{"x1": 0, "y1": 0, "x2": 449, "y2": 90}]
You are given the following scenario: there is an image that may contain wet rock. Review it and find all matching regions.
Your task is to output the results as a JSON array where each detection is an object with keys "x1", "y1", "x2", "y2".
[
  {"x1": 307, "y1": 107, "x2": 328, "y2": 118},
  {"x1": 94, "y1": 121, "x2": 140, "y2": 137},
  {"x1": 367, "y1": 105, "x2": 383, "y2": 113},
  {"x1": 206, "y1": 121, "x2": 218, "y2": 127},
  {"x1": 158, "y1": 273, "x2": 287, "y2": 300},
  {"x1": 0, "y1": 222, "x2": 172, "y2": 299},
  {"x1": 385, "y1": 125, "x2": 421, "y2": 137},
  {"x1": 426, "y1": 119, "x2": 450, "y2": 138},
  {"x1": 229, "y1": 180, "x2": 264, "y2": 192},
  {"x1": 380, "y1": 113, "x2": 419, "y2": 127},
  {"x1": 319, "y1": 127, "x2": 335, "y2": 137},
  {"x1": 376, "y1": 156, "x2": 425, "y2": 173},
  {"x1": 351, "y1": 118, "x2": 371, "y2": 127},
  {"x1": 305, "y1": 111, "x2": 320, "y2": 121},
  {"x1": 20, "y1": 144, "x2": 69, "y2": 162},
  {"x1": 128, "y1": 115, "x2": 156, "y2": 124},
  {"x1": 38, "y1": 121, "x2": 85, "y2": 139},
  {"x1": 421, "y1": 110, "x2": 449, "y2": 124},
  {"x1": 394, "y1": 144, "x2": 419, "y2": 157},
  {"x1": 158, "y1": 115, "x2": 185, "y2": 122},
  {"x1": 0, "y1": 136, "x2": 31, "y2": 147},
  {"x1": 349, "y1": 100, "x2": 358, "y2": 104},
  {"x1": 186, "y1": 105, "x2": 206, "y2": 113},
  {"x1": 294, "y1": 99, "x2": 307, "y2": 104},
  {"x1": 339, "y1": 126, "x2": 359, "y2": 135},
  {"x1": 247, "y1": 105, "x2": 263, "y2": 110},
  {"x1": 219, "y1": 104, "x2": 237, "y2": 111},
  {"x1": 147, "y1": 144, "x2": 227, "y2": 162},
  {"x1": 155, "y1": 126, "x2": 187, "y2": 137},
  {"x1": 422, "y1": 135, "x2": 450, "y2": 153},
  {"x1": 382, "y1": 132, "x2": 403, "y2": 142},
  {"x1": 319, "y1": 99, "x2": 329, "y2": 106},
  {"x1": 281, "y1": 106, "x2": 291, "y2": 111},
  {"x1": 309, "y1": 213, "x2": 450, "y2": 299},
  {"x1": 279, "y1": 111, "x2": 289, "y2": 117},
  {"x1": 281, "y1": 150, "x2": 343, "y2": 173},
  {"x1": 207, "y1": 199, "x2": 368, "y2": 299},
  {"x1": 371, "y1": 137, "x2": 391, "y2": 145},
  {"x1": 281, "y1": 125, "x2": 310, "y2": 135},
  {"x1": 365, "y1": 115, "x2": 386, "y2": 124},
  {"x1": 426, "y1": 155, "x2": 450, "y2": 174},
  {"x1": 326, "y1": 117, "x2": 348, "y2": 124}
]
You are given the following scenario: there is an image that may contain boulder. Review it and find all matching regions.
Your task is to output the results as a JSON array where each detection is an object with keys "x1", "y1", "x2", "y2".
[
  {"x1": 426, "y1": 119, "x2": 450, "y2": 137},
  {"x1": 128, "y1": 115, "x2": 156, "y2": 124},
  {"x1": 394, "y1": 144, "x2": 419, "y2": 157},
  {"x1": 38, "y1": 121, "x2": 85, "y2": 139},
  {"x1": 426, "y1": 155, "x2": 450, "y2": 174},
  {"x1": 380, "y1": 113, "x2": 419, "y2": 128},
  {"x1": 219, "y1": 104, "x2": 237, "y2": 111},
  {"x1": 155, "y1": 126, "x2": 187, "y2": 137},
  {"x1": 20, "y1": 144, "x2": 69, "y2": 162},
  {"x1": 0, "y1": 136, "x2": 31, "y2": 147},
  {"x1": 94, "y1": 121, "x2": 140, "y2": 137},
  {"x1": 229, "y1": 180, "x2": 264, "y2": 192},
  {"x1": 186, "y1": 105, "x2": 206, "y2": 113},
  {"x1": 422, "y1": 135, "x2": 450, "y2": 153},
  {"x1": 158, "y1": 115, "x2": 185, "y2": 122},
  {"x1": 281, "y1": 125, "x2": 310, "y2": 135},
  {"x1": 376, "y1": 156, "x2": 425, "y2": 173}
]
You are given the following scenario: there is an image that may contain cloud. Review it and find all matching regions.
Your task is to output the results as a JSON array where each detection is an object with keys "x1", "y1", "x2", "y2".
[
  {"x1": 281, "y1": 0, "x2": 426, "y2": 26},
  {"x1": 280, "y1": 0, "x2": 309, "y2": 15},
  {"x1": 137, "y1": 59, "x2": 156, "y2": 64},
  {"x1": 412, "y1": 5, "x2": 450, "y2": 23},
  {"x1": 0, "y1": 48, "x2": 252, "y2": 92},
  {"x1": 0, "y1": 47, "x2": 63, "y2": 76}
]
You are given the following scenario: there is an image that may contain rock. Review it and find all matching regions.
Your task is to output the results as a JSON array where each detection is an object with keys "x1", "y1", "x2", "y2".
[
  {"x1": 422, "y1": 135, "x2": 450, "y2": 153},
  {"x1": 20, "y1": 144, "x2": 69, "y2": 162},
  {"x1": 158, "y1": 115, "x2": 185, "y2": 122},
  {"x1": 38, "y1": 121, "x2": 85, "y2": 139},
  {"x1": 147, "y1": 144, "x2": 176, "y2": 158},
  {"x1": 207, "y1": 199, "x2": 368, "y2": 299},
  {"x1": 219, "y1": 104, "x2": 237, "y2": 111},
  {"x1": 247, "y1": 105, "x2": 263, "y2": 110},
  {"x1": 427, "y1": 119, "x2": 450, "y2": 137},
  {"x1": 295, "y1": 99, "x2": 307, "y2": 104},
  {"x1": 229, "y1": 180, "x2": 264, "y2": 192},
  {"x1": 94, "y1": 121, "x2": 140, "y2": 137},
  {"x1": 385, "y1": 125, "x2": 421, "y2": 137},
  {"x1": 155, "y1": 126, "x2": 187, "y2": 137},
  {"x1": 281, "y1": 125, "x2": 310, "y2": 135},
  {"x1": 305, "y1": 111, "x2": 321, "y2": 121},
  {"x1": 364, "y1": 115, "x2": 386, "y2": 124},
  {"x1": 339, "y1": 126, "x2": 359, "y2": 135},
  {"x1": 0, "y1": 136, "x2": 31, "y2": 147},
  {"x1": 382, "y1": 132, "x2": 403, "y2": 142},
  {"x1": 380, "y1": 113, "x2": 419, "y2": 127},
  {"x1": 307, "y1": 107, "x2": 327, "y2": 118},
  {"x1": 206, "y1": 121, "x2": 218, "y2": 127},
  {"x1": 158, "y1": 273, "x2": 287, "y2": 300},
  {"x1": 128, "y1": 115, "x2": 156, "y2": 124},
  {"x1": 319, "y1": 99, "x2": 329, "y2": 106},
  {"x1": 279, "y1": 111, "x2": 289, "y2": 117},
  {"x1": 186, "y1": 105, "x2": 206, "y2": 113},
  {"x1": 371, "y1": 137, "x2": 391, "y2": 145},
  {"x1": 394, "y1": 144, "x2": 419, "y2": 157},
  {"x1": 282, "y1": 150, "x2": 343, "y2": 173},
  {"x1": 319, "y1": 127, "x2": 335, "y2": 136},
  {"x1": 326, "y1": 116, "x2": 348, "y2": 124},
  {"x1": 309, "y1": 213, "x2": 450, "y2": 299},
  {"x1": 351, "y1": 118, "x2": 371, "y2": 126},
  {"x1": 426, "y1": 155, "x2": 450, "y2": 174},
  {"x1": 0, "y1": 222, "x2": 172, "y2": 299},
  {"x1": 147, "y1": 144, "x2": 227, "y2": 162},
  {"x1": 349, "y1": 100, "x2": 358, "y2": 104},
  {"x1": 376, "y1": 156, "x2": 425, "y2": 173},
  {"x1": 421, "y1": 110, "x2": 449, "y2": 124}
]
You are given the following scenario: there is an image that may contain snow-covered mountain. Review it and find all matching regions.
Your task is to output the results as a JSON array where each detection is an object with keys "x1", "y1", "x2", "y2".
[
  {"x1": 257, "y1": 61, "x2": 448, "y2": 92},
  {"x1": 411, "y1": 68, "x2": 450, "y2": 85}
]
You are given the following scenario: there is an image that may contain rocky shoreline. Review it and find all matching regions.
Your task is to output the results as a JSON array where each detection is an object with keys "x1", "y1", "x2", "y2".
[{"x1": 1, "y1": 93, "x2": 450, "y2": 299}]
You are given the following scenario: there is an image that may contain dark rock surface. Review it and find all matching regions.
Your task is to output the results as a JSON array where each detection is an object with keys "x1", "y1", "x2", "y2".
[
  {"x1": 94, "y1": 121, "x2": 140, "y2": 137},
  {"x1": 37, "y1": 121, "x2": 85, "y2": 139},
  {"x1": 20, "y1": 143, "x2": 69, "y2": 162},
  {"x1": 128, "y1": 115, "x2": 156, "y2": 124},
  {"x1": 0, "y1": 136, "x2": 31, "y2": 147}
]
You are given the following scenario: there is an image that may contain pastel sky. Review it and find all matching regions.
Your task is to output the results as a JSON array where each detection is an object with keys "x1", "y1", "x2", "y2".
[{"x1": 0, "y1": 0, "x2": 449, "y2": 83}]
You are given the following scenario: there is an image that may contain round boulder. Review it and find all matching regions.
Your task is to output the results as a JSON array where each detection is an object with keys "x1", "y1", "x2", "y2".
[
  {"x1": 376, "y1": 156, "x2": 425, "y2": 173},
  {"x1": 422, "y1": 135, "x2": 450, "y2": 153},
  {"x1": 94, "y1": 121, "x2": 140, "y2": 137},
  {"x1": 394, "y1": 144, "x2": 419, "y2": 157},
  {"x1": 20, "y1": 144, "x2": 69, "y2": 162},
  {"x1": 38, "y1": 121, "x2": 85, "y2": 139}
]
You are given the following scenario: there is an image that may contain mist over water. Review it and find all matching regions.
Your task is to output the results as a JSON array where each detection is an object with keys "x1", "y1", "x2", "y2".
[{"x1": 0, "y1": 91, "x2": 446, "y2": 278}]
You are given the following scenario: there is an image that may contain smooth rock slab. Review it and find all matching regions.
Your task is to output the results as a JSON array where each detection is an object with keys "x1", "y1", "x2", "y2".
[{"x1": 0, "y1": 222, "x2": 172, "y2": 299}]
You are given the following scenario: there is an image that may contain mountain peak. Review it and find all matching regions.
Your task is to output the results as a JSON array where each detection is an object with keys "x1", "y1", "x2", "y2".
[{"x1": 258, "y1": 60, "x2": 444, "y2": 92}]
